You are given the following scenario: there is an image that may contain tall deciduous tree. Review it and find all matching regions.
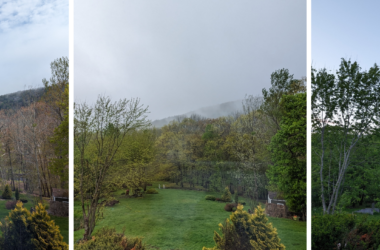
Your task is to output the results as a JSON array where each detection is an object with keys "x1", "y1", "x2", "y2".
[
  {"x1": 312, "y1": 59, "x2": 380, "y2": 214},
  {"x1": 74, "y1": 96, "x2": 149, "y2": 240}
]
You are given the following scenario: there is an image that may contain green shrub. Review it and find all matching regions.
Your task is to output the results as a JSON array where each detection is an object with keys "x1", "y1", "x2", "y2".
[
  {"x1": 350, "y1": 219, "x2": 380, "y2": 249},
  {"x1": 203, "y1": 205, "x2": 285, "y2": 250},
  {"x1": 234, "y1": 191, "x2": 238, "y2": 204},
  {"x1": 2, "y1": 185, "x2": 12, "y2": 199},
  {"x1": 205, "y1": 195, "x2": 216, "y2": 201},
  {"x1": 75, "y1": 227, "x2": 145, "y2": 250},
  {"x1": 20, "y1": 199, "x2": 28, "y2": 203},
  {"x1": 0, "y1": 201, "x2": 67, "y2": 249},
  {"x1": 15, "y1": 188, "x2": 19, "y2": 200},
  {"x1": 221, "y1": 187, "x2": 232, "y2": 202},
  {"x1": 312, "y1": 213, "x2": 356, "y2": 250},
  {"x1": 146, "y1": 188, "x2": 158, "y2": 194}
]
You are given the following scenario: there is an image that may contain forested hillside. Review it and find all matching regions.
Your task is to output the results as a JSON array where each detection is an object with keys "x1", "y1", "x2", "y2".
[{"x1": 0, "y1": 88, "x2": 45, "y2": 110}]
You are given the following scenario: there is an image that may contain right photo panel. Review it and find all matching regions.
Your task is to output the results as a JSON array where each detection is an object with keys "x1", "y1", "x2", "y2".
[{"x1": 312, "y1": 1, "x2": 380, "y2": 249}]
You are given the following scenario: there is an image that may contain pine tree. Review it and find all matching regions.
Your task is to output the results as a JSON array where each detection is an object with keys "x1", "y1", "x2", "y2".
[
  {"x1": 234, "y1": 191, "x2": 239, "y2": 204},
  {"x1": 2, "y1": 184, "x2": 12, "y2": 199},
  {"x1": 233, "y1": 205, "x2": 285, "y2": 249},
  {"x1": 29, "y1": 202, "x2": 68, "y2": 250},
  {"x1": 0, "y1": 201, "x2": 68, "y2": 250},
  {"x1": 221, "y1": 186, "x2": 232, "y2": 202},
  {"x1": 15, "y1": 188, "x2": 19, "y2": 200},
  {"x1": 203, "y1": 205, "x2": 285, "y2": 250},
  {"x1": 0, "y1": 201, "x2": 34, "y2": 249}
]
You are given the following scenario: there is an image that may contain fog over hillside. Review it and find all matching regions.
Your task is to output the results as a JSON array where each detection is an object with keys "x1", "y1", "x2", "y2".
[
  {"x1": 0, "y1": 87, "x2": 45, "y2": 110},
  {"x1": 151, "y1": 99, "x2": 244, "y2": 128}
]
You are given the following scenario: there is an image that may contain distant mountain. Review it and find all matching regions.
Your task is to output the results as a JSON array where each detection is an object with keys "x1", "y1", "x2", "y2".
[
  {"x1": 0, "y1": 88, "x2": 45, "y2": 110},
  {"x1": 152, "y1": 100, "x2": 244, "y2": 128}
]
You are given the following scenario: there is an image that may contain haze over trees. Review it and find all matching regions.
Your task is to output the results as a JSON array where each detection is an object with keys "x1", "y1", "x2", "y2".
[{"x1": 74, "y1": 69, "x2": 306, "y2": 248}]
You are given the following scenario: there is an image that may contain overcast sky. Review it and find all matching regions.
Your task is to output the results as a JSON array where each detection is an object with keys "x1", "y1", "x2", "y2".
[
  {"x1": 0, "y1": 0, "x2": 68, "y2": 95},
  {"x1": 313, "y1": 0, "x2": 380, "y2": 72},
  {"x1": 75, "y1": 0, "x2": 306, "y2": 121}
]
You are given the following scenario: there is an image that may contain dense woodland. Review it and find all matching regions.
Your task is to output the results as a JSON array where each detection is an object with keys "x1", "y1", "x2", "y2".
[
  {"x1": 0, "y1": 57, "x2": 69, "y2": 196},
  {"x1": 74, "y1": 68, "x2": 307, "y2": 244}
]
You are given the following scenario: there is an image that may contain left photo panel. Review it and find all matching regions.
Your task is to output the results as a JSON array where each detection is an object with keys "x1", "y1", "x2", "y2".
[{"x1": 0, "y1": 0, "x2": 69, "y2": 249}]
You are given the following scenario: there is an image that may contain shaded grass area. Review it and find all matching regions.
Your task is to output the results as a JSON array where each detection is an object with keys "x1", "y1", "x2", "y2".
[
  {"x1": 0, "y1": 193, "x2": 69, "y2": 244},
  {"x1": 312, "y1": 206, "x2": 380, "y2": 221},
  {"x1": 74, "y1": 184, "x2": 305, "y2": 250}
]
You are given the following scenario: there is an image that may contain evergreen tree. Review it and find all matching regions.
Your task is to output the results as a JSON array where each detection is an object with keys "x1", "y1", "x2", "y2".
[
  {"x1": 0, "y1": 201, "x2": 34, "y2": 249},
  {"x1": 15, "y1": 188, "x2": 19, "y2": 200},
  {"x1": 203, "y1": 205, "x2": 285, "y2": 250},
  {"x1": 2, "y1": 184, "x2": 12, "y2": 199},
  {"x1": 29, "y1": 202, "x2": 68, "y2": 249},
  {"x1": 0, "y1": 201, "x2": 68, "y2": 250},
  {"x1": 221, "y1": 187, "x2": 232, "y2": 202},
  {"x1": 234, "y1": 191, "x2": 239, "y2": 204}
]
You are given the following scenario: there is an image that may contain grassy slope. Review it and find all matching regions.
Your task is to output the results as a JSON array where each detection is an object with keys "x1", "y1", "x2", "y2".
[
  {"x1": 74, "y1": 187, "x2": 305, "y2": 250},
  {"x1": 0, "y1": 193, "x2": 69, "y2": 244}
]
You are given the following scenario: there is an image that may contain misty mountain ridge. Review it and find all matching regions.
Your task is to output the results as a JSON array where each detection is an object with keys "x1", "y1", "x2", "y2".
[
  {"x1": 0, "y1": 87, "x2": 45, "y2": 110},
  {"x1": 151, "y1": 99, "x2": 244, "y2": 128}
]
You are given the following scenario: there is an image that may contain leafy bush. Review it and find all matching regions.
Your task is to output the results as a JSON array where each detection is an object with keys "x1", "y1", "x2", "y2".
[
  {"x1": 205, "y1": 195, "x2": 216, "y2": 201},
  {"x1": 75, "y1": 227, "x2": 145, "y2": 250},
  {"x1": 312, "y1": 213, "x2": 356, "y2": 250},
  {"x1": 2, "y1": 185, "x2": 12, "y2": 199},
  {"x1": 20, "y1": 199, "x2": 28, "y2": 203},
  {"x1": 15, "y1": 188, "x2": 19, "y2": 200},
  {"x1": 347, "y1": 219, "x2": 380, "y2": 249},
  {"x1": 5, "y1": 200, "x2": 17, "y2": 210},
  {"x1": 234, "y1": 192, "x2": 239, "y2": 204},
  {"x1": 146, "y1": 188, "x2": 158, "y2": 194},
  {"x1": 224, "y1": 203, "x2": 237, "y2": 212},
  {"x1": 221, "y1": 187, "x2": 232, "y2": 202}
]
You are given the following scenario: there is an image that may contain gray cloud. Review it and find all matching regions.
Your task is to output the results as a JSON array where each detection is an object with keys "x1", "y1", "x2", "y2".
[
  {"x1": 0, "y1": 0, "x2": 68, "y2": 95},
  {"x1": 75, "y1": 0, "x2": 306, "y2": 121}
]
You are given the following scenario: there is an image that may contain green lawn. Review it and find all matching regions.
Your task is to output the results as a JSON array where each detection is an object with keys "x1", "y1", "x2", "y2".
[
  {"x1": 0, "y1": 193, "x2": 69, "y2": 244},
  {"x1": 74, "y1": 185, "x2": 306, "y2": 249}
]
